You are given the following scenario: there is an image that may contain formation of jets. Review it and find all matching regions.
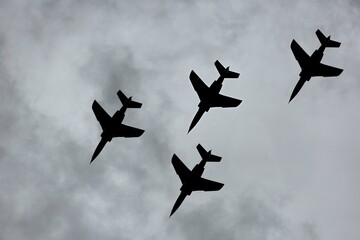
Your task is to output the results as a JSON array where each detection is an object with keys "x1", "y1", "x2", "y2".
[{"x1": 90, "y1": 29, "x2": 342, "y2": 217}]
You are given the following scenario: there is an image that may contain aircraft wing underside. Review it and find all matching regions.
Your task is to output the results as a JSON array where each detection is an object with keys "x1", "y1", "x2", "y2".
[
  {"x1": 189, "y1": 70, "x2": 209, "y2": 100},
  {"x1": 114, "y1": 124, "x2": 144, "y2": 138},
  {"x1": 172, "y1": 154, "x2": 191, "y2": 184},
  {"x1": 92, "y1": 100, "x2": 111, "y2": 130},
  {"x1": 291, "y1": 40, "x2": 310, "y2": 69},
  {"x1": 192, "y1": 177, "x2": 224, "y2": 191},
  {"x1": 311, "y1": 63, "x2": 343, "y2": 77},
  {"x1": 211, "y1": 93, "x2": 242, "y2": 108}
]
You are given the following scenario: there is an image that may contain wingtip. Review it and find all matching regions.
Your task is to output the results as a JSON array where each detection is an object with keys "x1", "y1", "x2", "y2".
[
  {"x1": 92, "y1": 100, "x2": 98, "y2": 108},
  {"x1": 290, "y1": 39, "x2": 296, "y2": 47},
  {"x1": 236, "y1": 99, "x2": 242, "y2": 107},
  {"x1": 139, "y1": 129, "x2": 145, "y2": 136}
]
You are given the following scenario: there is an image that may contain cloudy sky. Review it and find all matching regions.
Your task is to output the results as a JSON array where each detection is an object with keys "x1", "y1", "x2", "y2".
[{"x1": 0, "y1": 0, "x2": 359, "y2": 239}]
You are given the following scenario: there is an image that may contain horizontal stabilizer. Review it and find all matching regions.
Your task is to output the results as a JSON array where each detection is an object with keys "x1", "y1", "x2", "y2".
[
  {"x1": 316, "y1": 29, "x2": 341, "y2": 48},
  {"x1": 214, "y1": 60, "x2": 240, "y2": 79},
  {"x1": 207, "y1": 154, "x2": 222, "y2": 162},
  {"x1": 326, "y1": 39, "x2": 341, "y2": 48},
  {"x1": 196, "y1": 144, "x2": 222, "y2": 162},
  {"x1": 316, "y1": 29, "x2": 326, "y2": 43},
  {"x1": 117, "y1": 90, "x2": 142, "y2": 108}
]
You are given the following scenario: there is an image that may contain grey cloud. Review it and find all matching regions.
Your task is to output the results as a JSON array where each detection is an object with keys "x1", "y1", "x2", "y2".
[
  {"x1": 0, "y1": 0, "x2": 359, "y2": 240},
  {"x1": 174, "y1": 191, "x2": 294, "y2": 240}
]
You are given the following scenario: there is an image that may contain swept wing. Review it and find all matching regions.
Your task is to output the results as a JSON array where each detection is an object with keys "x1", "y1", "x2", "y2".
[
  {"x1": 114, "y1": 124, "x2": 144, "y2": 138},
  {"x1": 192, "y1": 177, "x2": 224, "y2": 191},
  {"x1": 291, "y1": 40, "x2": 310, "y2": 69},
  {"x1": 172, "y1": 154, "x2": 191, "y2": 184},
  {"x1": 92, "y1": 100, "x2": 111, "y2": 130},
  {"x1": 312, "y1": 63, "x2": 343, "y2": 77},
  {"x1": 189, "y1": 70, "x2": 209, "y2": 100},
  {"x1": 211, "y1": 93, "x2": 242, "y2": 108}
]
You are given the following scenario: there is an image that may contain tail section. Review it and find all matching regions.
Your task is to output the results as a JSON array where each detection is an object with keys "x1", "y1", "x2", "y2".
[
  {"x1": 117, "y1": 90, "x2": 142, "y2": 108},
  {"x1": 316, "y1": 29, "x2": 341, "y2": 48},
  {"x1": 214, "y1": 60, "x2": 240, "y2": 79},
  {"x1": 196, "y1": 144, "x2": 222, "y2": 162}
]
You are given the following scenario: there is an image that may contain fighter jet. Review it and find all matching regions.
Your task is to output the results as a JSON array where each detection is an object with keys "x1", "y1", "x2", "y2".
[
  {"x1": 170, "y1": 144, "x2": 224, "y2": 217},
  {"x1": 90, "y1": 90, "x2": 144, "y2": 164},
  {"x1": 188, "y1": 60, "x2": 242, "y2": 133},
  {"x1": 289, "y1": 29, "x2": 343, "y2": 102}
]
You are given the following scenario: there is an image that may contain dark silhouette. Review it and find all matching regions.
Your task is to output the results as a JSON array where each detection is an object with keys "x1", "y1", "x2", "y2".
[
  {"x1": 289, "y1": 29, "x2": 343, "y2": 102},
  {"x1": 188, "y1": 60, "x2": 242, "y2": 133},
  {"x1": 170, "y1": 144, "x2": 224, "y2": 217},
  {"x1": 90, "y1": 90, "x2": 144, "y2": 164}
]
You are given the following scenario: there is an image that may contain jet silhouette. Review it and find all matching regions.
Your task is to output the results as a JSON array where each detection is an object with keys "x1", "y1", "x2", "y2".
[
  {"x1": 170, "y1": 144, "x2": 224, "y2": 217},
  {"x1": 289, "y1": 29, "x2": 343, "y2": 102},
  {"x1": 188, "y1": 60, "x2": 242, "y2": 133},
  {"x1": 90, "y1": 90, "x2": 144, "y2": 164}
]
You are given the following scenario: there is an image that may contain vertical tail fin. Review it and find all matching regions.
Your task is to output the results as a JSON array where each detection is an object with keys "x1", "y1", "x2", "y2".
[
  {"x1": 196, "y1": 144, "x2": 222, "y2": 162},
  {"x1": 214, "y1": 60, "x2": 240, "y2": 79},
  {"x1": 117, "y1": 90, "x2": 142, "y2": 108},
  {"x1": 316, "y1": 29, "x2": 341, "y2": 48}
]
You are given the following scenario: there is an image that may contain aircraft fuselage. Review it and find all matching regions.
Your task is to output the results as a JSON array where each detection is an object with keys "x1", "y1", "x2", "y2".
[
  {"x1": 300, "y1": 44, "x2": 326, "y2": 79},
  {"x1": 198, "y1": 78, "x2": 224, "y2": 110},
  {"x1": 100, "y1": 106, "x2": 126, "y2": 142},
  {"x1": 180, "y1": 160, "x2": 206, "y2": 195},
  {"x1": 209, "y1": 77, "x2": 223, "y2": 93}
]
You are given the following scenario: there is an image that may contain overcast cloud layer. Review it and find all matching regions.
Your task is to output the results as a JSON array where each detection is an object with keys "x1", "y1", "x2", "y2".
[{"x1": 0, "y1": 0, "x2": 359, "y2": 239}]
